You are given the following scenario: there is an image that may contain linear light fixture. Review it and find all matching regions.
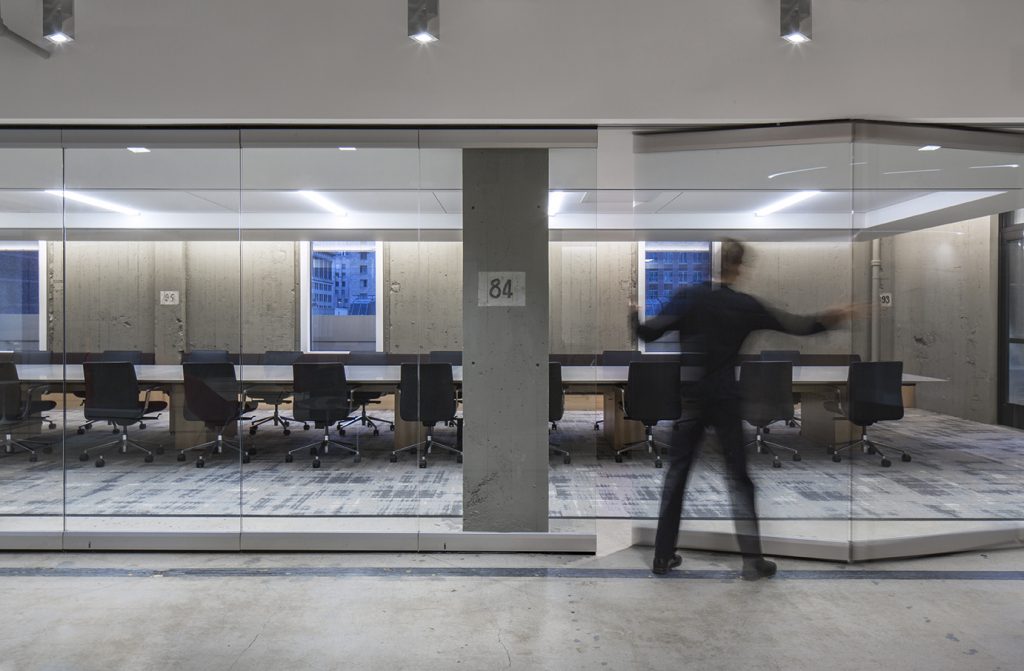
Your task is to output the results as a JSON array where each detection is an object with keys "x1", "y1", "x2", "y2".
[
  {"x1": 968, "y1": 164, "x2": 1020, "y2": 170},
  {"x1": 918, "y1": 145, "x2": 942, "y2": 152},
  {"x1": 126, "y1": 147, "x2": 150, "y2": 154},
  {"x1": 408, "y1": 0, "x2": 439, "y2": 43},
  {"x1": 754, "y1": 190, "x2": 821, "y2": 217},
  {"x1": 767, "y1": 166, "x2": 827, "y2": 180},
  {"x1": 43, "y1": 0, "x2": 74, "y2": 44},
  {"x1": 548, "y1": 191, "x2": 566, "y2": 217},
  {"x1": 45, "y1": 190, "x2": 141, "y2": 216},
  {"x1": 781, "y1": 0, "x2": 811, "y2": 44},
  {"x1": 297, "y1": 190, "x2": 347, "y2": 216},
  {"x1": 337, "y1": 146, "x2": 357, "y2": 151}
]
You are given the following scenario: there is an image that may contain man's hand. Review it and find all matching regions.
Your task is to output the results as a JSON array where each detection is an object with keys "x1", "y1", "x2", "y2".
[{"x1": 820, "y1": 304, "x2": 863, "y2": 328}]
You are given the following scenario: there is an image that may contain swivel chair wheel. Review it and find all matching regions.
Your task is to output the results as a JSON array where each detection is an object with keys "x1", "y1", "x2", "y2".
[
  {"x1": 249, "y1": 427, "x2": 257, "y2": 435},
  {"x1": 901, "y1": 454, "x2": 912, "y2": 462},
  {"x1": 303, "y1": 424, "x2": 310, "y2": 431},
  {"x1": 594, "y1": 422, "x2": 600, "y2": 431},
  {"x1": 196, "y1": 457, "x2": 205, "y2": 468},
  {"x1": 788, "y1": 420, "x2": 797, "y2": 428},
  {"x1": 792, "y1": 453, "x2": 802, "y2": 462},
  {"x1": 176, "y1": 453, "x2": 186, "y2": 462},
  {"x1": 456, "y1": 454, "x2": 463, "y2": 464},
  {"x1": 29, "y1": 454, "x2": 38, "y2": 463},
  {"x1": 95, "y1": 456, "x2": 105, "y2": 468},
  {"x1": 312, "y1": 457, "x2": 321, "y2": 468},
  {"x1": 144, "y1": 454, "x2": 154, "y2": 463},
  {"x1": 563, "y1": 455, "x2": 572, "y2": 465},
  {"x1": 48, "y1": 422, "x2": 56, "y2": 430},
  {"x1": 389, "y1": 424, "x2": 395, "y2": 431},
  {"x1": 309, "y1": 447, "x2": 318, "y2": 456},
  {"x1": 339, "y1": 429, "x2": 346, "y2": 436},
  {"x1": 242, "y1": 454, "x2": 250, "y2": 464},
  {"x1": 283, "y1": 429, "x2": 291, "y2": 436},
  {"x1": 880, "y1": 458, "x2": 892, "y2": 467},
  {"x1": 373, "y1": 429, "x2": 380, "y2": 437},
  {"x1": 77, "y1": 427, "x2": 85, "y2": 435},
  {"x1": 79, "y1": 452, "x2": 89, "y2": 462},
  {"x1": 112, "y1": 428, "x2": 120, "y2": 434},
  {"x1": 353, "y1": 454, "x2": 361, "y2": 464},
  {"x1": 614, "y1": 454, "x2": 624, "y2": 463},
  {"x1": 247, "y1": 447, "x2": 258, "y2": 455},
  {"x1": 42, "y1": 446, "x2": 53, "y2": 454},
  {"x1": 866, "y1": 445, "x2": 877, "y2": 455},
  {"x1": 831, "y1": 454, "x2": 842, "y2": 463},
  {"x1": 772, "y1": 458, "x2": 781, "y2": 469},
  {"x1": 419, "y1": 457, "x2": 427, "y2": 468},
  {"x1": 389, "y1": 454, "x2": 398, "y2": 463},
  {"x1": 763, "y1": 427, "x2": 770, "y2": 434},
  {"x1": 285, "y1": 454, "x2": 294, "y2": 463},
  {"x1": 139, "y1": 423, "x2": 147, "y2": 430},
  {"x1": 654, "y1": 458, "x2": 663, "y2": 468}
]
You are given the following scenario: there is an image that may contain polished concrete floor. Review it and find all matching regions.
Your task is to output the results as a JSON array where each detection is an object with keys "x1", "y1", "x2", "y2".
[{"x1": 1, "y1": 526, "x2": 1021, "y2": 670}]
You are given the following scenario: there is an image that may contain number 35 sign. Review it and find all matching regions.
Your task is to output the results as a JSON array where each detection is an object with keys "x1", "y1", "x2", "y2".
[{"x1": 478, "y1": 272, "x2": 526, "y2": 307}]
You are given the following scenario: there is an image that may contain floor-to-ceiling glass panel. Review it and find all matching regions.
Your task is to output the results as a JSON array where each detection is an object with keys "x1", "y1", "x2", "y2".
[{"x1": 60, "y1": 130, "x2": 243, "y2": 547}]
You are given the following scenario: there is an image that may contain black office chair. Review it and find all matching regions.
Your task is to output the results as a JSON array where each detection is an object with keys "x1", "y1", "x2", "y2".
[
  {"x1": 246, "y1": 350, "x2": 301, "y2": 436},
  {"x1": 182, "y1": 349, "x2": 231, "y2": 363},
  {"x1": 827, "y1": 361, "x2": 910, "y2": 467},
  {"x1": 334, "y1": 351, "x2": 394, "y2": 437},
  {"x1": 286, "y1": 363, "x2": 359, "y2": 468},
  {"x1": 178, "y1": 362, "x2": 256, "y2": 467},
  {"x1": 595, "y1": 350, "x2": 641, "y2": 431},
  {"x1": 616, "y1": 361, "x2": 681, "y2": 468},
  {"x1": 740, "y1": 361, "x2": 801, "y2": 468},
  {"x1": 429, "y1": 351, "x2": 463, "y2": 365},
  {"x1": 391, "y1": 363, "x2": 462, "y2": 468},
  {"x1": 78, "y1": 362, "x2": 167, "y2": 468},
  {"x1": 548, "y1": 362, "x2": 571, "y2": 464},
  {"x1": 760, "y1": 350, "x2": 802, "y2": 429},
  {"x1": 75, "y1": 350, "x2": 146, "y2": 435},
  {"x1": 0, "y1": 362, "x2": 57, "y2": 461}
]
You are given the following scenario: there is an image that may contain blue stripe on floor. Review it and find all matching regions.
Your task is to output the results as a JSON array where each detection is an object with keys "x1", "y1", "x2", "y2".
[{"x1": 1, "y1": 567, "x2": 1023, "y2": 580}]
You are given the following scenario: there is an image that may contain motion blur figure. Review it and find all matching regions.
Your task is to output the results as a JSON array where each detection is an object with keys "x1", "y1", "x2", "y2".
[{"x1": 634, "y1": 239, "x2": 851, "y2": 578}]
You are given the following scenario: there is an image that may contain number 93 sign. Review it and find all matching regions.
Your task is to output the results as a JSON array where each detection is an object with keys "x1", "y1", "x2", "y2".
[{"x1": 478, "y1": 272, "x2": 526, "y2": 307}]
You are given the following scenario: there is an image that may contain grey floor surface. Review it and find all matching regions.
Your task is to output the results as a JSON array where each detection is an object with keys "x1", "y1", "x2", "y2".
[{"x1": 2, "y1": 530, "x2": 1022, "y2": 671}]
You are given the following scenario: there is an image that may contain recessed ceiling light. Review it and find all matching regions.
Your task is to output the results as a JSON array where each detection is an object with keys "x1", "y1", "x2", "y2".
[
  {"x1": 297, "y1": 190, "x2": 347, "y2": 216},
  {"x1": 410, "y1": 31, "x2": 438, "y2": 44},
  {"x1": 782, "y1": 32, "x2": 810, "y2": 44},
  {"x1": 337, "y1": 147, "x2": 357, "y2": 151},
  {"x1": 918, "y1": 145, "x2": 942, "y2": 151},
  {"x1": 780, "y1": 0, "x2": 811, "y2": 43},
  {"x1": 126, "y1": 147, "x2": 150, "y2": 154},
  {"x1": 969, "y1": 164, "x2": 1020, "y2": 169},
  {"x1": 408, "y1": 0, "x2": 439, "y2": 43},
  {"x1": 882, "y1": 168, "x2": 942, "y2": 175},
  {"x1": 754, "y1": 190, "x2": 822, "y2": 217},
  {"x1": 44, "y1": 31, "x2": 72, "y2": 44},
  {"x1": 45, "y1": 190, "x2": 141, "y2": 216}
]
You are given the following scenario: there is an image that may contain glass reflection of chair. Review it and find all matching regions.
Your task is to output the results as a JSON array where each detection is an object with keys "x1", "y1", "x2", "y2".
[
  {"x1": 75, "y1": 350, "x2": 146, "y2": 435},
  {"x1": 615, "y1": 361, "x2": 681, "y2": 468},
  {"x1": 548, "y1": 362, "x2": 571, "y2": 464},
  {"x1": 827, "y1": 361, "x2": 911, "y2": 467},
  {"x1": 287, "y1": 363, "x2": 359, "y2": 468},
  {"x1": 78, "y1": 362, "x2": 167, "y2": 468},
  {"x1": 0, "y1": 362, "x2": 57, "y2": 462},
  {"x1": 391, "y1": 363, "x2": 462, "y2": 468},
  {"x1": 596, "y1": 350, "x2": 641, "y2": 431},
  {"x1": 178, "y1": 362, "x2": 255, "y2": 468},
  {"x1": 739, "y1": 361, "x2": 801, "y2": 468},
  {"x1": 246, "y1": 350, "x2": 301, "y2": 437},
  {"x1": 759, "y1": 350, "x2": 802, "y2": 429}
]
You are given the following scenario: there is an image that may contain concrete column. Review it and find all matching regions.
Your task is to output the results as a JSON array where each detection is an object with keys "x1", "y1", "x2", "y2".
[
  {"x1": 461, "y1": 149, "x2": 549, "y2": 532},
  {"x1": 154, "y1": 241, "x2": 187, "y2": 364}
]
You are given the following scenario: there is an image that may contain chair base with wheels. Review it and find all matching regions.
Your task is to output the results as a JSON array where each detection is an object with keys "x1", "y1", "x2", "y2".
[
  {"x1": 177, "y1": 424, "x2": 251, "y2": 468},
  {"x1": 286, "y1": 423, "x2": 359, "y2": 468},
  {"x1": 336, "y1": 406, "x2": 394, "y2": 437},
  {"x1": 830, "y1": 430, "x2": 911, "y2": 468},
  {"x1": 391, "y1": 424, "x2": 462, "y2": 468},
  {"x1": 615, "y1": 426, "x2": 666, "y2": 468},
  {"x1": 248, "y1": 405, "x2": 297, "y2": 437},
  {"x1": 549, "y1": 438, "x2": 571, "y2": 465},
  {"x1": 744, "y1": 427, "x2": 800, "y2": 468},
  {"x1": 79, "y1": 427, "x2": 163, "y2": 468},
  {"x1": 3, "y1": 433, "x2": 53, "y2": 462}
]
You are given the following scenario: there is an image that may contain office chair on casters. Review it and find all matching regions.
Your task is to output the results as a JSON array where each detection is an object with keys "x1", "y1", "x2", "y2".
[
  {"x1": 78, "y1": 362, "x2": 167, "y2": 468},
  {"x1": 548, "y1": 362, "x2": 571, "y2": 464},
  {"x1": 827, "y1": 361, "x2": 910, "y2": 468},
  {"x1": 287, "y1": 363, "x2": 359, "y2": 468},
  {"x1": 246, "y1": 350, "x2": 301, "y2": 437},
  {"x1": 0, "y1": 362, "x2": 57, "y2": 462},
  {"x1": 179, "y1": 362, "x2": 256, "y2": 468},
  {"x1": 595, "y1": 350, "x2": 641, "y2": 431},
  {"x1": 739, "y1": 361, "x2": 801, "y2": 468},
  {"x1": 615, "y1": 361, "x2": 681, "y2": 468},
  {"x1": 76, "y1": 350, "x2": 146, "y2": 435},
  {"x1": 391, "y1": 363, "x2": 462, "y2": 468},
  {"x1": 336, "y1": 352, "x2": 394, "y2": 436},
  {"x1": 760, "y1": 350, "x2": 802, "y2": 429}
]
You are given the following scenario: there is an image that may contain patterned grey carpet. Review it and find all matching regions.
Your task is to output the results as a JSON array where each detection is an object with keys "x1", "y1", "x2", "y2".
[{"x1": 1, "y1": 408, "x2": 1022, "y2": 520}]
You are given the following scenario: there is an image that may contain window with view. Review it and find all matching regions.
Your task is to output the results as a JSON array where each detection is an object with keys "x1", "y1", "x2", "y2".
[
  {"x1": 0, "y1": 244, "x2": 42, "y2": 351},
  {"x1": 310, "y1": 242, "x2": 378, "y2": 351},
  {"x1": 640, "y1": 242, "x2": 712, "y2": 352}
]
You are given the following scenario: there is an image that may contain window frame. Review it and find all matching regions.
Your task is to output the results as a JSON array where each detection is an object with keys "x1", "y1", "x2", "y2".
[
  {"x1": 636, "y1": 240, "x2": 716, "y2": 354},
  {"x1": 299, "y1": 240, "x2": 384, "y2": 353},
  {"x1": 0, "y1": 241, "x2": 47, "y2": 352}
]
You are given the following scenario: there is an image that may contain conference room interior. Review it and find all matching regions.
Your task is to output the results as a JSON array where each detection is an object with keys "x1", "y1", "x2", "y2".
[{"x1": 1, "y1": 122, "x2": 1021, "y2": 555}]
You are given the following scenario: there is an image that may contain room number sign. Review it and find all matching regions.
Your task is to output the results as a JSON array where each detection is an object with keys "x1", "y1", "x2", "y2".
[
  {"x1": 879, "y1": 292, "x2": 893, "y2": 308},
  {"x1": 478, "y1": 272, "x2": 525, "y2": 306}
]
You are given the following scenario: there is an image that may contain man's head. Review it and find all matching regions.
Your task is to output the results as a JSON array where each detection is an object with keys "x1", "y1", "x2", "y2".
[{"x1": 721, "y1": 238, "x2": 745, "y2": 281}]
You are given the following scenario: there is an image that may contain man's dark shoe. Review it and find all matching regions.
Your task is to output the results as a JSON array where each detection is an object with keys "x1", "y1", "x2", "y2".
[
  {"x1": 652, "y1": 554, "x2": 682, "y2": 575},
  {"x1": 741, "y1": 557, "x2": 777, "y2": 581}
]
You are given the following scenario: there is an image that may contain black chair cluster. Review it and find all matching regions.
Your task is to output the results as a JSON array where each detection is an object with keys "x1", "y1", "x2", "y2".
[{"x1": 0, "y1": 362, "x2": 57, "y2": 461}]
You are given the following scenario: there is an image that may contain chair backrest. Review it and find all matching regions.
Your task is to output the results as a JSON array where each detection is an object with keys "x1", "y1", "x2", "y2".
[
  {"x1": 182, "y1": 349, "x2": 231, "y2": 363},
  {"x1": 262, "y1": 350, "x2": 302, "y2": 366},
  {"x1": 182, "y1": 362, "x2": 239, "y2": 425},
  {"x1": 624, "y1": 361, "x2": 681, "y2": 426},
  {"x1": 739, "y1": 361, "x2": 795, "y2": 427},
  {"x1": 399, "y1": 363, "x2": 456, "y2": 425},
  {"x1": 291, "y1": 363, "x2": 350, "y2": 423},
  {"x1": 602, "y1": 350, "x2": 641, "y2": 366},
  {"x1": 90, "y1": 350, "x2": 145, "y2": 365},
  {"x1": 83, "y1": 362, "x2": 144, "y2": 422},
  {"x1": 549, "y1": 362, "x2": 564, "y2": 423},
  {"x1": 0, "y1": 361, "x2": 19, "y2": 383},
  {"x1": 760, "y1": 350, "x2": 801, "y2": 365},
  {"x1": 0, "y1": 362, "x2": 22, "y2": 422},
  {"x1": 13, "y1": 351, "x2": 51, "y2": 364},
  {"x1": 345, "y1": 351, "x2": 389, "y2": 365},
  {"x1": 430, "y1": 350, "x2": 463, "y2": 365},
  {"x1": 847, "y1": 361, "x2": 904, "y2": 426}
]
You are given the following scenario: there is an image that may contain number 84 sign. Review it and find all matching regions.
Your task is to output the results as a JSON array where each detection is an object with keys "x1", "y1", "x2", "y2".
[{"x1": 478, "y1": 272, "x2": 526, "y2": 307}]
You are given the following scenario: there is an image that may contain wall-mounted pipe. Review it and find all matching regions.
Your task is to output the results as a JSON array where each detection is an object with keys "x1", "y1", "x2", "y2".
[
  {"x1": 870, "y1": 238, "x2": 881, "y2": 361},
  {"x1": 0, "y1": 7, "x2": 52, "y2": 59}
]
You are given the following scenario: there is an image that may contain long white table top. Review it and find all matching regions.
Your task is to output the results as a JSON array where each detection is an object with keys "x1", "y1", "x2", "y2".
[{"x1": 14, "y1": 364, "x2": 945, "y2": 386}]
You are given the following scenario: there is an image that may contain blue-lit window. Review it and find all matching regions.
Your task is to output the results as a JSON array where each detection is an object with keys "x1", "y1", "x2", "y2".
[
  {"x1": 310, "y1": 242, "x2": 377, "y2": 351},
  {"x1": 641, "y1": 242, "x2": 711, "y2": 352},
  {"x1": 0, "y1": 246, "x2": 41, "y2": 351}
]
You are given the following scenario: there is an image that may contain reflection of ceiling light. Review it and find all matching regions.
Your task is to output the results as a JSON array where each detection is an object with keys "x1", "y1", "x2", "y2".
[
  {"x1": 408, "y1": 0, "x2": 439, "y2": 43},
  {"x1": 882, "y1": 168, "x2": 942, "y2": 175},
  {"x1": 754, "y1": 190, "x2": 821, "y2": 217},
  {"x1": 918, "y1": 145, "x2": 942, "y2": 151},
  {"x1": 768, "y1": 166, "x2": 827, "y2": 180},
  {"x1": 45, "y1": 190, "x2": 141, "y2": 216},
  {"x1": 337, "y1": 147, "x2": 357, "y2": 151},
  {"x1": 43, "y1": 0, "x2": 74, "y2": 44},
  {"x1": 780, "y1": 0, "x2": 811, "y2": 44},
  {"x1": 548, "y1": 191, "x2": 566, "y2": 217},
  {"x1": 126, "y1": 147, "x2": 150, "y2": 154},
  {"x1": 969, "y1": 164, "x2": 1019, "y2": 169},
  {"x1": 297, "y1": 190, "x2": 347, "y2": 216}
]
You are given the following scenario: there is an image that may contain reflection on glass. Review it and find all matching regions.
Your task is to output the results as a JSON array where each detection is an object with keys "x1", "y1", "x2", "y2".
[
  {"x1": 311, "y1": 242, "x2": 378, "y2": 352},
  {"x1": 1008, "y1": 239, "x2": 1024, "y2": 340},
  {"x1": 1009, "y1": 344, "x2": 1024, "y2": 405}
]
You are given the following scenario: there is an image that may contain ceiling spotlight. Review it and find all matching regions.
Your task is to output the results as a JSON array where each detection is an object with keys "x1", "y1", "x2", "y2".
[
  {"x1": 408, "y1": 0, "x2": 439, "y2": 44},
  {"x1": 781, "y1": 0, "x2": 811, "y2": 44},
  {"x1": 43, "y1": 0, "x2": 74, "y2": 44},
  {"x1": 126, "y1": 147, "x2": 150, "y2": 154}
]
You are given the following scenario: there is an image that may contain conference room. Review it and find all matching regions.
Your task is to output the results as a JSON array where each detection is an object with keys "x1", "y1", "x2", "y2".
[{"x1": 1, "y1": 122, "x2": 1021, "y2": 557}]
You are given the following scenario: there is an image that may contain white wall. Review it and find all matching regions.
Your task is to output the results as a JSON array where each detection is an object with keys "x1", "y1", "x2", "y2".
[{"x1": 1, "y1": 0, "x2": 1023, "y2": 124}]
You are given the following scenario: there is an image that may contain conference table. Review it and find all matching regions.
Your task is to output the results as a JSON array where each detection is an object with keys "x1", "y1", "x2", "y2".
[{"x1": 15, "y1": 364, "x2": 944, "y2": 452}]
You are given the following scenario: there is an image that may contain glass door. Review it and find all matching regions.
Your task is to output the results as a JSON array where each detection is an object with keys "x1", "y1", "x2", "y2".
[{"x1": 1000, "y1": 211, "x2": 1024, "y2": 428}]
